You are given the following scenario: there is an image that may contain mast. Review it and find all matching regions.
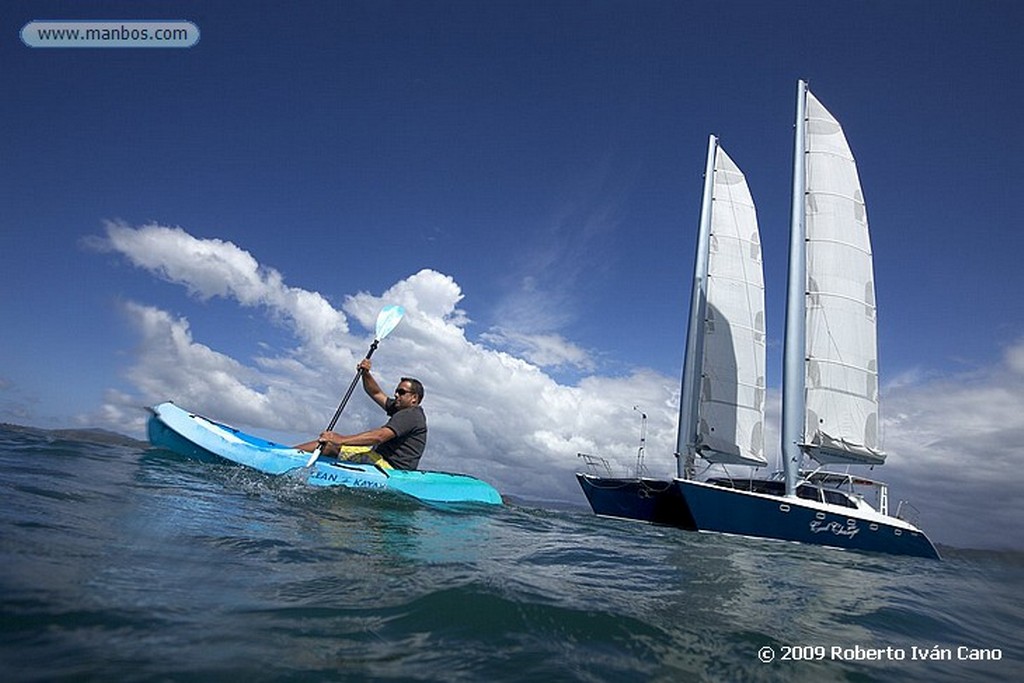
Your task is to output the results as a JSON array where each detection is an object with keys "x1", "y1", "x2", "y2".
[
  {"x1": 676, "y1": 134, "x2": 717, "y2": 479},
  {"x1": 781, "y1": 80, "x2": 808, "y2": 497},
  {"x1": 633, "y1": 406, "x2": 647, "y2": 477}
]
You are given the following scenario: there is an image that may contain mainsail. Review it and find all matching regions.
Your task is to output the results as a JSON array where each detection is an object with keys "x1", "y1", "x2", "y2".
[
  {"x1": 686, "y1": 139, "x2": 767, "y2": 467},
  {"x1": 799, "y1": 90, "x2": 886, "y2": 466}
]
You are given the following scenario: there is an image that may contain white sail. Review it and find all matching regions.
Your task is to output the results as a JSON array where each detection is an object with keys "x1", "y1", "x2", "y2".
[
  {"x1": 695, "y1": 145, "x2": 767, "y2": 466},
  {"x1": 801, "y1": 90, "x2": 885, "y2": 466}
]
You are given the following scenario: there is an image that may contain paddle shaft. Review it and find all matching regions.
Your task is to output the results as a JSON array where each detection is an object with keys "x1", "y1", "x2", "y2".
[
  {"x1": 325, "y1": 339, "x2": 380, "y2": 432},
  {"x1": 305, "y1": 304, "x2": 404, "y2": 468}
]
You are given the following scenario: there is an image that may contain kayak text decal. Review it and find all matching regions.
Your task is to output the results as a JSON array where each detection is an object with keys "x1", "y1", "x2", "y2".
[{"x1": 310, "y1": 470, "x2": 386, "y2": 489}]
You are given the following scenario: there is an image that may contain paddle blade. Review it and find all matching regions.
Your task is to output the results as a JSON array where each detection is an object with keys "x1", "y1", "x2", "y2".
[{"x1": 374, "y1": 304, "x2": 405, "y2": 341}]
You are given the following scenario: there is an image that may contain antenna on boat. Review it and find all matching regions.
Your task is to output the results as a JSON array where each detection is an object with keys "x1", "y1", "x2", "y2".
[{"x1": 633, "y1": 406, "x2": 648, "y2": 478}]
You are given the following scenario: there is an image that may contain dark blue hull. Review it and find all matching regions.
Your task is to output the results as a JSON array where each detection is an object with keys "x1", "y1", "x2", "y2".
[
  {"x1": 575, "y1": 474, "x2": 696, "y2": 529},
  {"x1": 675, "y1": 479, "x2": 940, "y2": 559}
]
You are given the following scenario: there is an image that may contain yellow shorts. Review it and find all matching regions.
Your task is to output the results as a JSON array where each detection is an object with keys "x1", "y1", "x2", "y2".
[{"x1": 338, "y1": 445, "x2": 393, "y2": 469}]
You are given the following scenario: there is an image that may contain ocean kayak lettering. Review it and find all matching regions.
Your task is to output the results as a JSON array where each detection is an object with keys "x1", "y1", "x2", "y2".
[
  {"x1": 809, "y1": 519, "x2": 859, "y2": 539},
  {"x1": 310, "y1": 470, "x2": 386, "y2": 489}
]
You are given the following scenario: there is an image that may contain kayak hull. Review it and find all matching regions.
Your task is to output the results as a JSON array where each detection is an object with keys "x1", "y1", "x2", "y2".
[{"x1": 146, "y1": 401, "x2": 502, "y2": 505}]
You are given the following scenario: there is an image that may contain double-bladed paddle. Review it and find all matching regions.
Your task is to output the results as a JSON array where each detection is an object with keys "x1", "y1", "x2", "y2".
[{"x1": 305, "y1": 304, "x2": 406, "y2": 467}]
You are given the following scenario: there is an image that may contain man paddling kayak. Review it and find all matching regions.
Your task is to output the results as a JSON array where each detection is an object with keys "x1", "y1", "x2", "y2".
[{"x1": 296, "y1": 359, "x2": 427, "y2": 470}]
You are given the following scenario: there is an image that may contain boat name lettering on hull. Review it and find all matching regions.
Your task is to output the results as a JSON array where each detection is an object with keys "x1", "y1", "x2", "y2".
[
  {"x1": 310, "y1": 470, "x2": 386, "y2": 489},
  {"x1": 809, "y1": 519, "x2": 860, "y2": 539}
]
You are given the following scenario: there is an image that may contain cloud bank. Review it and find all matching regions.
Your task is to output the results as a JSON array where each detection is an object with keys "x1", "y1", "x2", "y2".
[
  {"x1": 96, "y1": 222, "x2": 1023, "y2": 548},
  {"x1": 880, "y1": 347, "x2": 1024, "y2": 550}
]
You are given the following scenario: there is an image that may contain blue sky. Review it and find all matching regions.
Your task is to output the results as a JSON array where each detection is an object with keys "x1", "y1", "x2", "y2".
[{"x1": 2, "y1": 1, "x2": 1022, "y2": 549}]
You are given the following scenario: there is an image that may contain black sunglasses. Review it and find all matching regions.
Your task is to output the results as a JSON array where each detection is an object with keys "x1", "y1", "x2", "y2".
[{"x1": 395, "y1": 388, "x2": 413, "y2": 396}]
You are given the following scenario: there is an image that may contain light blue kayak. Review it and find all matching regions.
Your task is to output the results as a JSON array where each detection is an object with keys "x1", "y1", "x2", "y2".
[{"x1": 147, "y1": 401, "x2": 502, "y2": 505}]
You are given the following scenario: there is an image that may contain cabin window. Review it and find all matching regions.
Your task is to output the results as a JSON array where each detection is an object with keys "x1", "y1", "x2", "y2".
[
  {"x1": 797, "y1": 485, "x2": 821, "y2": 502},
  {"x1": 822, "y1": 489, "x2": 856, "y2": 509}
]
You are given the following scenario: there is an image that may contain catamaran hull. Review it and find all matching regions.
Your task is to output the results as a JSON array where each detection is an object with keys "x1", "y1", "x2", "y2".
[
  {"x1": 675, "y1": 479, "x2": 939, "y2": 559},
  {"x1": 146, "y1": 402, "x2": 502, "y2": 506},
  {"x1": 575, "y1": 474, "x2": 696, "y2": 529}
]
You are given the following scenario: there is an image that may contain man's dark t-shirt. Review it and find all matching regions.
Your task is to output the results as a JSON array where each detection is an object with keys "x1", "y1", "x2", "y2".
[{"x1": 375, "y1": 399, "x2": 427, "y2": 470}]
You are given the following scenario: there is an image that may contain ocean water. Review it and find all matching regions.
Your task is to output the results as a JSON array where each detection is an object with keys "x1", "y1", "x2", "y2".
[{"x1": 1, "y1": 425, "x2": 1021, "y2": 682}]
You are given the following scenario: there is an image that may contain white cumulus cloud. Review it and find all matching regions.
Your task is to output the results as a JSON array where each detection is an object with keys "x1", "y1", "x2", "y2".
[{"x1": 96, "y1": 221, "x2": 353, "y2": 369}]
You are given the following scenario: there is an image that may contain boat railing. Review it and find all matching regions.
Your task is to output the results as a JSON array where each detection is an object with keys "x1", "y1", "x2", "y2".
[
  {"x1": 798, "y1": 467, "x2": 893, "y2": 514},
  {"x1": 576, "y1": 452, "x2": 613, "y2": 478},
  {"x1": 895, "y1": 500, "x2": 921, "y2": 525}
]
